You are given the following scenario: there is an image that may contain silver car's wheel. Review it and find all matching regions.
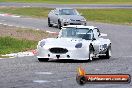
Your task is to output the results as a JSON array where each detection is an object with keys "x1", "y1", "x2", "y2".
[
  {"x1": 84, "y1": 23, "x2": 87, "y2": 26},
  {"x1": 48, "y1": 18, "x2": 52, "y2": 27},
  {"x1": 38, "y1": 58, "x2": 49, "y2": 62},
  {"x1": 58, "y1": 20, "x2": 62, "y2": 29}
]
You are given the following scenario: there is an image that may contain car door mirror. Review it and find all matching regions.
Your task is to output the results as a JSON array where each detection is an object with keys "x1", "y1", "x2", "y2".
[{"x1": 100, "y1": 33, "x2": 107, "y2": 37}]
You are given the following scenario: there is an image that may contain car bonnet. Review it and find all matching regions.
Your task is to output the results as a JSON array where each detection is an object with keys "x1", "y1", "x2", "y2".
[{"x1": 44, "y1": 38, "x2": 87, "y2": 49}]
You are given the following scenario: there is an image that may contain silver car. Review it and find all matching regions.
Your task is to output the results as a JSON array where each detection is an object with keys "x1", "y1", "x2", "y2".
[{"x1": 48, "y1": 8, "x2": 87, "y2": 29}]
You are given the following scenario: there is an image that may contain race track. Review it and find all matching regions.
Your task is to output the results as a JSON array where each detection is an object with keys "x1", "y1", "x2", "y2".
[
  {"x1": 0, "y1": 8, "x2": 132, "y2": 88},
  {"x1": 0, "y1": 2, "x2": 132, "y2": 9}
]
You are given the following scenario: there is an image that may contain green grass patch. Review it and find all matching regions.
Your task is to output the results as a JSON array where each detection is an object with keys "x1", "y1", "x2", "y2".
[
  {"x1": 0, "y1": 36, "x2": 37, "y2": 54},
  {"x1": 0, "y1": 7, "x2": 51, "y2": 18},
  {"x1": 0, "y1": 7, "x2": 132, "y2": 25},
  {"x1": 78, "y1": 9, "x2": 132, "y2": 25},
  {"x1": 0, "y1": 0, "x2": 132, "y2": 4}
]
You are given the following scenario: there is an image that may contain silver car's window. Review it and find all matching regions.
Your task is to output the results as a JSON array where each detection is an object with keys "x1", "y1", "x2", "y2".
[
  {"x1": 59, "y1": 9, "x2": 78, "y2": 15},
  {"x1": 54, "y1": 9, "x2": 59, "y2": 14},
  {"x1": 61, "y1": 28, "x2": 93, "y2": 40}
]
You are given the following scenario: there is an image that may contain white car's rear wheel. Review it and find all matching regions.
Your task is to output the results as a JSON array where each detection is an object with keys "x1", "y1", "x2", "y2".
[
  {"x1": 88, "y1": 45, "x2": 94, "y2": 61},
  {"x1": 38, "y1": 58, "x2": 49, "y2": 62}
]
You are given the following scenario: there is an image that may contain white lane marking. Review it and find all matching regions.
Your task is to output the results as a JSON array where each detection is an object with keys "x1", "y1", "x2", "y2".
[
  {"x1": 0, "y1": 13, "x2": 20, "y2": 18},
  {"x1": 57, "y1": 80, "x2": 63, "y2": 82},
  {"x1": 0, "y1": 23, "x2": 56, "y2": 35},
  {"x1": 46, "y1": 31, "x2": 58, "y2": 34},
  {"x1": 33, "y1": 80, "x2": 51, "y2": 83},
  {"x1": 0, "y1": 57, "x2": 15, "y2": 60},
  {"x1": 3, "y1": 24, "x2": 7, "y2": 26},
  {"x1": 18, "y1": 26, "x2": 28, "y2": 29},
  {"x1": 0, "y1": 14, "x2": 4, "y2": 16},
  {"x1": 33, "y1": 79, "x2": 63, "y2": 84},
  {"x1": 36, "y1": 28, "x2": 40, "y2": 30},
  {"x1": 0, "y1": 58, "x2": 4, "y2": 60},
  {"x1": 0, "y1": 23, "x2": 27, "y2": 29},
  {"x1": 0, "y1": 56, "x2": 16, "y2": 59},
  {"x1": 35, "y1": 72, "x2": 53, "y2": 75},
  {"x1": 8, "y1": 25, "x2": 13, "y2": 27},
  {"x1": 23, "y1": 6, "x2": 31, "y2": 8},
  {"x1": 0, "y1": 23, "x2": 12, "y2": 26},
  {"x1": 2, "y1": 51, "x2": 34, "y2": 57},
  {"x1": 12, "y1": 15, "x2": 21, "y2": 18},
  {"x1": 95, "y1": 68, "x2": 100, "y2": 71},
  {"x1": 33, "y1": 77, "x2": 74, "y2": 84},
  {"x1": 16, "y1": 26, "x2": 27, "y2": 29},
  {"x1": 14, "y1": 25, "x2": 29, "y2": 29}
]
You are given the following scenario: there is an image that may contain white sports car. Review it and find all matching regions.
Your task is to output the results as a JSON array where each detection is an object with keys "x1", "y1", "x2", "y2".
[{"x1": 37, "y1": 25, "x2": 111, "y2": 62}]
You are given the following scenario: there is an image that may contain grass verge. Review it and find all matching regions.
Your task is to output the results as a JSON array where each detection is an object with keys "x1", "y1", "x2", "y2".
[
  {"x1": 0, "y1": 0, "x2": 132, "y2": 4},
  {"x1": 0, "y1": 7, "x2": 132, "y2": 25},
  {"x1": 0, "y1": 36, "x2": 37, "y2": 54},
  {"x1": 78, "y1": 9, "x2": 132, "y2": 25},
  {"x1": 0, "y1": 24, "x2": 57, "y2": 55},
  {"x1": 0, "y1": 7, "x2": 51, "y2": 18}
]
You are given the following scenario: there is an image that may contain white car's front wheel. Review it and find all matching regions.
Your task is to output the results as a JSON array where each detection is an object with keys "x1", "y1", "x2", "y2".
[
  {"x1": 99, "y1": 45, "x2": 111, "y2": 59},
  {"x1": 105, "y1": 45, "x2": 111, "y2": 59}
]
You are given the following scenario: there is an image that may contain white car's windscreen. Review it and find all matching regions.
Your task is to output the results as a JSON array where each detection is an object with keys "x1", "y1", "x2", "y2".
[
  {"x1": 61, "y1": 28, "x2": 93, "y2": 40},
  {"x1": 59, "y1": 9, "x2": 78, "y2": 15}
]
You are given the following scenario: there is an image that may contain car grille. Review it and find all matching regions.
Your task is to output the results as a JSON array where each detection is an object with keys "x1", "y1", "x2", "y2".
[
  {"x1": 76, "y1": 20, "x2": 81, "y2": 21},
  {"x1": 49, "y1": 48, "x2": 68, "y2": 54},
  {"x1": 70, "y1": 23, "x2": 81, "y2": 25},
  {"x1": 70, "y1": 19, "x2": 81, "y2": 21}
]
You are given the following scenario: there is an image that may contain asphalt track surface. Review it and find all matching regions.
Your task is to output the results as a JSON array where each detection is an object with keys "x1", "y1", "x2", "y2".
[
  {"x1": 0, "y1": 16, "x2": 58, "y2": 33},
  {"x1": 0, "y1": 14, "x2": 132, "y2": 88},
  {"x1": 0, "y1": 2, "x2": 132, "y2": 9}
]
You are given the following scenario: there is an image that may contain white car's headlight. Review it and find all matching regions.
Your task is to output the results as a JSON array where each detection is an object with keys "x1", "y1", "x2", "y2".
[
  {"x1": 39, "y1": 41, "x2": 45, "y2": 47},
  {"x1": 75, "y1": 43, "x2": 82, "y2": 48}
]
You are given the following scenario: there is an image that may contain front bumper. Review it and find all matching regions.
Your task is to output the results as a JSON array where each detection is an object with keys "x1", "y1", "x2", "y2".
[{"x1": 37, "y1": 47, "x2": 89, "y2": 60}]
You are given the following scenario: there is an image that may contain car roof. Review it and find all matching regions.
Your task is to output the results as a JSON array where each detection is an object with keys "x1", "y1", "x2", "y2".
[{"x1": 62, "y1": 25, "x2": 97, "y2": 29}]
